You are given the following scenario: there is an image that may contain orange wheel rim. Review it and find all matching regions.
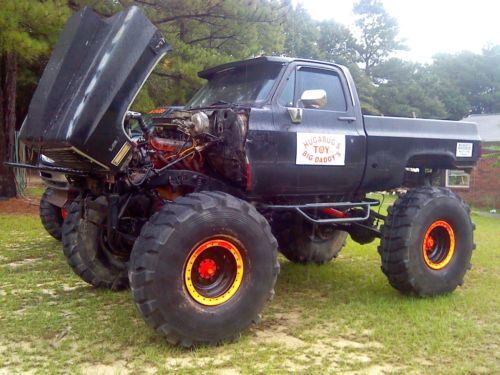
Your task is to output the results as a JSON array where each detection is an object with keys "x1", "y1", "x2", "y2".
[
  {"x1": 184, "y1": 239, "x2": 244, "y2": 306},
  {"x1": 422, "y1": 220, "x2": 455, "y2": 270}
]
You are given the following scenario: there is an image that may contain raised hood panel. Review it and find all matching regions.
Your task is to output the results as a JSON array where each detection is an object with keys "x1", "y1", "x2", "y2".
[{"x1": 20, "y1": 6, "x2": 170, "y2": 171}]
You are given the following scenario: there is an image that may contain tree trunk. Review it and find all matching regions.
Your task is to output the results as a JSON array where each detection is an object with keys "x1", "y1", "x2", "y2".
[{"x1": 0, "y1": 52, "x2": 18, "y2": 198}]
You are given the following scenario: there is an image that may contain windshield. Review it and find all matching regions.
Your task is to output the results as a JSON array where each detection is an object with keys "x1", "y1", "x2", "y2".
[{"x1": 186, "y1": 63, "x2": 283, "y2": 108}]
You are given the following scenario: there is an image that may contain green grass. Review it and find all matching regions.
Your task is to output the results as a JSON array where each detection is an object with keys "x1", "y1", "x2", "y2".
[
  {"x1": 23, "y1": 185, "x2": 45, "y2": 200},
  {"x1": 0, "y1": 196, "x2": 498, "y2": 374}
]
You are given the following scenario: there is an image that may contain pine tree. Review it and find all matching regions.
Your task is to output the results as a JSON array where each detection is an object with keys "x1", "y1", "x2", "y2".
[{"x1": 0, "y1": 0, "x2": 69, "y2": 197}]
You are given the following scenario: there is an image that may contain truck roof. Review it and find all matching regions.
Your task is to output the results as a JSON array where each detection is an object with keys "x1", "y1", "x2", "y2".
[{"x1": 198, "y1": 56, "x2": 344, "y2": 79}]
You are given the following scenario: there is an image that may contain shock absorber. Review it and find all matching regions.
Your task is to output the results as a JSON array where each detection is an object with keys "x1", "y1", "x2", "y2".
[{"x1": 107, "y1": 193, "x2": 120, "y2": 238}]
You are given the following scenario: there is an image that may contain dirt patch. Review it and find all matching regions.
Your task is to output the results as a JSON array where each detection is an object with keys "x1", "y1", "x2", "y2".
[
  {"x1": 4, "y1": 258, "x2": 42, "y2": 270},
  {"x1": 215, "y1": 369, "x2": 241, "y2": 375},
  {"x1": 252, "y1": 309, "x2": 306, "y2": 347},
  {"x1": 307, "y1": 322, "x2": 384, "y2": 349},
  {"x1": 164, "y1": 354, "x2": 232, "y2": 371},
  {"x1": 81, "y1": 361, "x2": 129, "y2": 375},
  {"x1": 40, "y1": 289, "x2": 58, "y2": 297},
  {"x1": 61, "y1": 283, "x2": 87, "y2": 292},
  {"x1": 271, "y1": 311, "x2": 302, "y2": 326},
  {"x1": 0, "y1": 198, "x2": 39, "y2": 215},
  {"x1": 331, "y1": 338, "x2": 384, "y2": 350},
  {"x1": 342, "y1": 364, "x2": 402, "y2": 374},
  {"x1": 250, "y1": 315, "x2": 392, "y2": 373},
  {"x1": 253, "y1": 329, "x2": 307, "y2": 347}
]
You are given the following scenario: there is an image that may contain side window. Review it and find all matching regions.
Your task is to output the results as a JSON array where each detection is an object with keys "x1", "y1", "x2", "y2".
[
  {"x1": 297, "y1": 68, "x2": 347, "y2": 111},
  {"x1": 278, "y1": 70, "x2": 295, "y2": 107}
]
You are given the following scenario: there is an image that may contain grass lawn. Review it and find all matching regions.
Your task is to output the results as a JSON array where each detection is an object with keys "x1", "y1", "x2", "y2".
[{"x1": 0, "y1": 194, "x2": 498, "y2": 374}]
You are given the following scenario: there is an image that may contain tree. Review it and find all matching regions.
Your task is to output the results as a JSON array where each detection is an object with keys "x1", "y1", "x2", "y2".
[
  {"x1": 419, "y1": 69, "x2": 470, "y2": 120},
  {"x1": 372, "y1": 59, "x2": 448, "y2": 119},
  {"x1": 348, "y1": 64, "x2": 379, "y2": 115},
  {"x1": 432, "y1": 47, "x2": 500, "y2": 115},
  {"x1": 0, "y1": 0, "x2": 69, "y2": 198},
  {"x1": 317, "y1": 20, "x2": 359, "y2": 65},
  {"x1": 128, "y1": 0, "x2": 289, "y2": 107},
  {"x1": 280, "y1": 4, "x2": 380, "y2": 112},
  {"x1": 353, "y1": 0, "x2": 405, "y2": 77},
  {"x1": 282, "y1": 4, "x2": 321, "y2": 60},
  {"x1": 25, "y1": 0, "x2": 288, "y2": 110}
]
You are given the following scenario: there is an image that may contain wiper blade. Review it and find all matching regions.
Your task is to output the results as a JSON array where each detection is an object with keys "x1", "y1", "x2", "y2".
[
  {"x1": 186, "y1": 101, "x2": 249, "y2": 111},
  {"x1": 184, "y1": 101, "x2": 230, "y2": 110},
  {"x1": 209, "y1": 100, "x2": 231, "y2": 106},
  {"x1": 185, "y1": 101, "x2": 230, "y2": 110}
]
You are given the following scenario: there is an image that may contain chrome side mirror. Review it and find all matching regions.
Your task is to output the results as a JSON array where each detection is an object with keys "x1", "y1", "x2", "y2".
[
  {"x1": 287, "y1": 89, "x2": 327, "y2": 123},
  {"x1": 300, "y1": 89, "x2": 327, "y2": 109}
]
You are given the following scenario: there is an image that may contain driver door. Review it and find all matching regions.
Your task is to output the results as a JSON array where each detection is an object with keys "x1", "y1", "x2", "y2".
[{"x1": 271, "y1": 63, "x2": 366, "y2": 195}]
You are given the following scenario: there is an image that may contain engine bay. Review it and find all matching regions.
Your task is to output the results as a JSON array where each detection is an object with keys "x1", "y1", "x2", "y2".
[{"x1": 128, "y1": 108, "x2": 250, "y2": 190}]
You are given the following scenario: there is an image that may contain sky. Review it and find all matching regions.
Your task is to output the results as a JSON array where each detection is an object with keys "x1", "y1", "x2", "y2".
[{"x1": 293, "y1": 0, "x2": 500, "y2": 63}]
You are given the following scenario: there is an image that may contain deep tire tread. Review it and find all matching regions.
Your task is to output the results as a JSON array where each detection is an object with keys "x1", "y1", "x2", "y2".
[
  {"x1": 129, "y1": 191, "x2": 279, "y2": 347},
  {"x1": 62, "y1": 196, "x2": 129, "y2": 290},
  {"x1": 379, "y1": 187, "x2": 475, "y2": 296},
  {"x1": 39, "y1": 189, "x2": 64, "y2": 241}
]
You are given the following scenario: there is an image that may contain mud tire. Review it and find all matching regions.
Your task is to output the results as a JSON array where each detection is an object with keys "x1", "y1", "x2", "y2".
[
  {"x1": 275, "y1": 217, "x2": 347, "y2": 264},
  {"x1": 129, "y1": 191, "x2": 279, "y2": 347},
  {"x1": 379, "y1": 187, "x2": 475, "y2": 296},
  {"x1": 40, "y1": 188, "x2": 64, "y2": 241},
  {"x1": 62, "y1": 196, "x2": 129, "y2": 290}
]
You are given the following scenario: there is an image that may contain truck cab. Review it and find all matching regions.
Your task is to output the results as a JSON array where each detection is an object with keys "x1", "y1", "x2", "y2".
[{"x1": 242, "y1": 57, "x2": 365, "y2": 197}]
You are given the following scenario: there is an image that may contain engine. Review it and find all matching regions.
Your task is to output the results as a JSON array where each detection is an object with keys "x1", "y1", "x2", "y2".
[{"x1": 135, "y1": 108, "x2": 249, "y2": 187}]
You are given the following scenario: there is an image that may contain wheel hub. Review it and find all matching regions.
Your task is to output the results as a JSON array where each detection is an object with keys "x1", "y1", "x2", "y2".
[
  {"x1": 424, "y1": 236, "x2": 435, "y2": 252},
  {"x1": 184, "y1": 238, "x2": 244, "y2": 306},
  {"x1": 198, "y1": 258, "x2": 217, "y2": 280},
  {"x1": 422, "y1": 220, "x2": 455, "y2": 270}
]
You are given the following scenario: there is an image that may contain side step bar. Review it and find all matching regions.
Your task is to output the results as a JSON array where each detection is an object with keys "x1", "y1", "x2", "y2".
[{"x1": 266, "y1": 199, "x2": 380, "y2": 224}]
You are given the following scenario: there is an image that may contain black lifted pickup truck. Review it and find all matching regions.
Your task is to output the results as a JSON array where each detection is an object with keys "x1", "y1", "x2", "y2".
[{"x1": 13, "y1": 7, "x2": 481, "y2": 347}]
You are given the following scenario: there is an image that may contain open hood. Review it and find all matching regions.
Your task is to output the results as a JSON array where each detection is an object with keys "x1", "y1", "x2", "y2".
[{"x1": 19, "y1": 6, "x2": 170, "y2": 171}]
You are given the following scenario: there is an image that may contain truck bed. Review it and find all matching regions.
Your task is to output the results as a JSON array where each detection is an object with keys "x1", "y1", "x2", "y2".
[{"x1": 359, "y1": 116, "x2": 481, "y2": 192}]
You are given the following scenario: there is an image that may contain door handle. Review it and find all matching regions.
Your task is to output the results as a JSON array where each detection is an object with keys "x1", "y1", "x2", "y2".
[{"x1": 338, "y1": 116, "x2": 357, "y2": 122}]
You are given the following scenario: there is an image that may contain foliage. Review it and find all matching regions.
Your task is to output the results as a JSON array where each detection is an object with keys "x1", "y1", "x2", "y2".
[
  {"x1": 372, "y1": 59, "x2": 448, "y2": 119},
  {"x1": 126, "y1": 0, "x2": 289, "y2": 108},
  {"x1": 0, "y1": 0, "x2": 70, "y2": 198},
  {"x1": 432, "y1": 47, "x2": 500, "y2": 115},
  {"x1": 0, "y1": 0, "x2": 71, "y2": 123},
  {"x1": 279, "y1": 0, "x2": 499, "y2": 120},
  {"x1": 352, "y1": 0, "x2": 406, "y2": 77},
  {"x1": 0, "y1": 0, "x2": 69, "y2": 60},
  {"x1": 348, "y1": 64, "x2": 380, "y2": 115},
  {"x1": 282, "y1": 5, "x2": 321, "y2": 60},
  {"x1": 317, "y1": 20, "x2": 359, "y2": 65}
]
